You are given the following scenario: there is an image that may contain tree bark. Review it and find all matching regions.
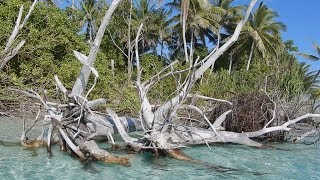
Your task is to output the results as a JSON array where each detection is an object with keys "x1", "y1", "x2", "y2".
[
  {"x1": 246, "y1": 41, "x2": 254, "y2": 71},
  {"x1": 182, "y1": 0, "x2": 189, "y2": 63},
  {"x1": 160, "y1": 41, "x2": 164, "y2": 62},
  {"x1": 228, "y1": 52, "x2": 233, "y2": 74},
  {"x1": 127, "y1": 0, "x2": 133, "y2": 84},
  {"x1": 1, "y1": 0, "x2": 37, "y2": 70}
]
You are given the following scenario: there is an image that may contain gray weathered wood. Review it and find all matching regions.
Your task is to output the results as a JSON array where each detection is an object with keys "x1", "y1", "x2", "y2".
[
  {"x1": 71, "y1": 0, "x2": 122, "y2": 96},
  {"x1": 1, "y1": 0, "x2": 37, "y2": 70}
]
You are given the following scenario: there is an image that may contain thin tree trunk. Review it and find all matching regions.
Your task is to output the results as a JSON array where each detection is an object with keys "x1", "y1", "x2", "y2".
[
  {"x1": 228, "y1": 52, "x2": 233, "y2": 74},
  {"x1": 160, "y1": 41, "x2": 164, "y2": 62},
  {"x1": 111, "y1": 59, "x2": 115, "y2": 77},
  {"x1": 86, "y1": 21, "x2": 90, "y2": 41},
  {"x1": 127, "y1": 0, "x2": 133, "y2": 84},
  {"x1": 246, "y1": 41, "x2": 254, "y2": 71},
  {"x1": 89, "y1": 20, "x2": 93, "y2": 42},
  {"x1": 182, "y1": 16, "x2": 188, "y2": 63},
  {"x1": 72, "y1": 0, "x2": 76, "y2": 9},
  {"x1": 182, "y1": 0, "x2": 189, "y2": 63},
  {"x1": 189, "y1": 32, "x2": 194, "y2": 64}
]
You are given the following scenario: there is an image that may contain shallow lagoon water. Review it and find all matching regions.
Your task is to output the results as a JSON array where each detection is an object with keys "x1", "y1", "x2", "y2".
[{"x1": 1, "y1": 118, "x2": 320, "y2": 179}]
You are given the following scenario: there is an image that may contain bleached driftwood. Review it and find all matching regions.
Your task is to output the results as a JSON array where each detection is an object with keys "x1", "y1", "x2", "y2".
[
  {"x1": 0, "y1": 0, "x2": 37, "y2": 70},
  {"x1": 71, "y1": 0, "x2": 122, "y2": 96},
  {"x1": 109, "y1": 0, "x2": 320, "y2": 152},
  {"x1": 113, "y1": 0, "x2": 260, "y2": 152},
  {"x1": 16, "y1": 0, "x2": 137, "y2": 166},
  {"x1": 16, "y1": 0, "x2": 320, "y2": 169}
]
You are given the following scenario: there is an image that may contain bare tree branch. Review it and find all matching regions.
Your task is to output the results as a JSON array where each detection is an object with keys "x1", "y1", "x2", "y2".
[
  {"x1": 71, "y1": 0, "x2": 122, "y2": 96},
  {"x1": 1, "y1": 0, "x2": 37, "y2": 70},
  {"x1": 212, "y1": 110, "x2": 232, "y2": 128},
  {"x1": 186, "y1": 94, "x2": 233, "y2": 105},
  {"x1": 180, "y1": 104, "x2": 225, "y2": 142},
  {"x1": 245, "y1": 114, "x2": 320, "y2": 138}
]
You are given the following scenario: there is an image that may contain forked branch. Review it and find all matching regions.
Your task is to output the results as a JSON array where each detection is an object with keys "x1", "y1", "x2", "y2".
[{"x1": 0, "y1": 0, "x2": 37, "y2": 70}]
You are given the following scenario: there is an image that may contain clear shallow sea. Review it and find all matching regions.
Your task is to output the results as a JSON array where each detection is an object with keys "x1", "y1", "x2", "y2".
[{"x1": 0, "y1": 117, "x2": 319, "y2": 180}]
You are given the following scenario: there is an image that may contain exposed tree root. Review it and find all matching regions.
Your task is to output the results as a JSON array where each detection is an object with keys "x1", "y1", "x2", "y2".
[
  {"x1": 165, "y1": 149, "x2": 192, "y2": 161},
  {"x1": 22, "y1": 140, "x2": 47, "y2": 149},
  {"x1": 102, "y1": 155, "x2": 130, "y2": 167}
]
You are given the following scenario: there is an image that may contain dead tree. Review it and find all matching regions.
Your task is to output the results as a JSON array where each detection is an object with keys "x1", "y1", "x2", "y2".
[
  {"x1": 104, "y1": 0, "x2": 320, "y2": 159},
  {"x1": 0, "y1": 0, "x2": 37, "y2": 70},
  {"x1": 17, "y1": 0, "x2": 142, "y2": 166},
  {"x1": 15, "y1": 0, "x2": 320, "y2": 166}
]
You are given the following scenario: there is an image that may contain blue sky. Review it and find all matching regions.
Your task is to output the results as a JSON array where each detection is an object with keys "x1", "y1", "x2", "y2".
[
  {"x1": 255, "y1": 0, "x2": 320, "y2": 71},
  {"x1": 60, "y1": 0, "x2": 319, "y2": 71}
]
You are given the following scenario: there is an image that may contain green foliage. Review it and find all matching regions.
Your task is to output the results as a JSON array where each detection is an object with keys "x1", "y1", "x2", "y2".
[
  {"x1": 0, "y1": 0, "x2": 317, "y2": 116},
  {"x1": 197, "y1": 69, "x2": 263, "y2": 99},
  {"x1": 140, "y1": 54, "x2": 179, "y2": 102},
  {"x1": 0, "y1": 0, "x2": 86, "y2": 88}
]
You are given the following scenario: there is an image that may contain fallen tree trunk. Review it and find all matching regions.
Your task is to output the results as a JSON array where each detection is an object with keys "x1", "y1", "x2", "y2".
[
  {"x1": 79, "y1": 140, "x2": 130, "y2": 166},
  {"x1": 14, "y1": 0, "x2": 320, "y2": 169}
]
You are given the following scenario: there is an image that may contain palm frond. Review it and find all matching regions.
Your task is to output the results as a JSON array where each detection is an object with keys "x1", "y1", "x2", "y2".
[
  {"x1": 295, "y1": 52, "x2": 320, "y2": 61},
  {"x1": 313, "y1": 42, "x2": 320, "y2": 56}
]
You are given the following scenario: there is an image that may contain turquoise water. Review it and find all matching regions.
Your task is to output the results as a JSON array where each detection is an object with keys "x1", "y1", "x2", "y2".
[{"x1": 1, "y1": 118, "x2": 320, "y2": 180}]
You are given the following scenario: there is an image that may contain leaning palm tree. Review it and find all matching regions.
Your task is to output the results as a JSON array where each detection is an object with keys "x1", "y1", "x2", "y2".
[{"x1": 236, "y1": 3, "x2": 286, "y2": 70}]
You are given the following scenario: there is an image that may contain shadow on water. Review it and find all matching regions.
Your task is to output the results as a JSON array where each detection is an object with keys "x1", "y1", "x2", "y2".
[
  {"x1": 255, "y1": 143, "x2": 320, "y2": 151},
  {"x1": 28, "y1": 149, "x2": 39, "y2": 157},
  {"x1": 255, "y1": 144, "x2": 289, "y2": 151},
  {"x1": 192, "y1": 160, "x2": 266, "y2": 176},
  {"x1": 141, "y1": 151, "x2": 170, "y2": 171},
  {"x1": 81, "y1": 160, "x2": 100, "y2": 174},
  {"x1": 170, "y1": 149, "x2": 266, "y2": 176},
  {"x1": 0, "y1": 140, "x2": 20, "y2": 147},
  {"x1": 0, "y1": 140, "x2": 40, "y2": 156},
  {"x1": 141, "y1": 149, "x2": 266, "y2": 176},
  {"x1": 4, "y1": 140, "x2": 318, "y2": 177}
]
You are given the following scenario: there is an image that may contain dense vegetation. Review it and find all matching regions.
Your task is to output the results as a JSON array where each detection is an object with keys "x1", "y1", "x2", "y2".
[{"x1": 0, "y1": 0, "x2": 319, "y2": 116}]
